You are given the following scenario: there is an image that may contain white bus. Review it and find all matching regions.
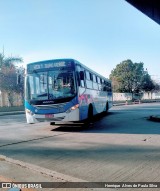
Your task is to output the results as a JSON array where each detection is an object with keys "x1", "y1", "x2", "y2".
[{"x1": 25, "y1": 59, "x2": 112, "y2": 124}]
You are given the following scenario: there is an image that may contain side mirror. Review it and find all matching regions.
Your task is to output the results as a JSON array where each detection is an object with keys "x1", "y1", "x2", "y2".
[
  {"x1": 17, "y1": 74, "x2": 21, "y2": 84},
  {"x1": 79, "y1": 71, "x2": 84, "y2": 80}
]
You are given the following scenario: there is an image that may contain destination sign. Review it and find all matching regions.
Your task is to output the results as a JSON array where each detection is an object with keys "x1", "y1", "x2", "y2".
[{"x1": 27, "y1": 60, "x2": 73, "y2": 73}]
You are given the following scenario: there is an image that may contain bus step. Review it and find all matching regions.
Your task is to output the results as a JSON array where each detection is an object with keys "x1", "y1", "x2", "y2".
[{"x1": 50, "y1": 122, "x2": 84, "y2": 126}]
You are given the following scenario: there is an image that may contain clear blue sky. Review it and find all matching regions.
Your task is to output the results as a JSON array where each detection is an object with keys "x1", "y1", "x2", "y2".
[{"x1": 0, "y1": 0, "x2": 160, "y2": 80}]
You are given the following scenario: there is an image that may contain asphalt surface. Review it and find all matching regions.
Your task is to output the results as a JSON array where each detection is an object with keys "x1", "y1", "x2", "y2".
[{"x1": 0, "y1": 104, "x2": 160, "y2": 191}]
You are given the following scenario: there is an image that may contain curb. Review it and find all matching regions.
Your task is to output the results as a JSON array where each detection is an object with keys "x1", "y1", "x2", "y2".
[
  {"x1": 0, "y1": 154, "x2": 88, "y2": 191},
  {"x1": 113, "y1": 101, "x2": 141, "y2": 106},
  {"x1": 113, "y1": 100, "x2": 160, "y2": 106},
  {"x1": 0, "y1": 111, "x2": 25, "y2": 116}
]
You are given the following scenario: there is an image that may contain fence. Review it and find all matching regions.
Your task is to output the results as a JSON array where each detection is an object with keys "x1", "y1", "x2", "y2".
[{"x1": 113, "y1": 92, "x2": 160, "y2": 101}]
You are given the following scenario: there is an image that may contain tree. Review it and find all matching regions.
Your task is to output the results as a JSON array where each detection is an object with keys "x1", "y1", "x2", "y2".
[
  {"x1": 153, "y1": 81, "x2": 160, "y2": 92},
  {"x1": 141, "y1": 72, "x2": 155, "y2": 92},
  {"x1": 0, "y1": 53, "x2": 23, "y2": 69},
  {"x1": 109, "y1": 59, "x2": 155, "y2": 95},
  {"x1": 0, "y1": 53, "x2": 23, "y2": 106}
]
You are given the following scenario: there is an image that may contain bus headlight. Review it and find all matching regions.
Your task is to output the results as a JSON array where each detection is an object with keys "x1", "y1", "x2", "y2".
[
  {"x1": 71, "y1": 104, "x2": 79, "y2": 110},
  {"x1": 66, "y1": 104, "x2": 79, "y2": 113},
  {"x1": 25, "y1": 109, "x2": 34, "y2": 115}
]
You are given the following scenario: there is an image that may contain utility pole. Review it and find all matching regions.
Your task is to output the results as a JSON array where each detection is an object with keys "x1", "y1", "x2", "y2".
[{"x1": 2, "y1": 45, "x2": 4, "y2": 56}]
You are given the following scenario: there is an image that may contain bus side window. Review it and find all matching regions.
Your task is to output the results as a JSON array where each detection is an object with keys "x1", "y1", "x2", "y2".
[
  {"x1": 92, "y1": 74, "x2": 96, "y2": 82},
  {"x1": 108, "y1": 82, "x2": 112, "y2": 92},
  {"x1": 79, "y1": 71, "x2": 85, "y2": 87},
  {"x1": 95, "y1": 76, "x2": 98, "y2": 83},
  {"x1": 90, "y1": 73, "x2": 93, "y2": 81},
  {"x1": 97, "y1": 77, "x2": 100, "y2": 90},
  {"x1": 76, "y1": 71, "x2": 80, "y2": 86},
  {"x1": 81, "y1": 78, "x2": 85, "y2": 88},
  {"x1": 86, "y1": 71, "x2": 90, "y2": 80},
  {"x1": 97, "y1": 77, "x2": 100, "y2": 84},
  {"x1": 79, "y1": 71, "x2": 84, "y2": 80},
  {"x1": 86, "y1": 71, "x2": 93, "y2": 89},
  {"x1": 103, "y1": 81, "x2": 107, "y2": 91},
  {"x1": 93, "y1": 75, "x2": 98, "y2": 90},
  {"x1": 98, "y1": 78, "x2": 102, "y2": 90}
]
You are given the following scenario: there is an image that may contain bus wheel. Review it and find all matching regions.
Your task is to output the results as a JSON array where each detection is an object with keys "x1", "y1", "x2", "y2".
[{"x1": 87, "y1": 105, "x2": 93, "y2": 123}]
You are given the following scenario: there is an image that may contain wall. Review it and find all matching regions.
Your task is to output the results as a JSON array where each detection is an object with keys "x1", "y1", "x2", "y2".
[
  {"x1": 113, "y1": 92, "x2": 160, "y2": 101},
  {"x1": 1, "y1": 91, "x2": 160, "y2": 106},
  {"x1": 0, "y1": 91, "x2": 23, "y2": 107}
]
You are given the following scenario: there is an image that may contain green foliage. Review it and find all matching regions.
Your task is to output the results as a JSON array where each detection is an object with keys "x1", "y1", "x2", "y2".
[
  {"x1": 0, "y1": 53, "x2": 23, "y2": 69},
  {"x1": 109, "y1": 59, "x2": 155, "y2": 93},
  {"x1": 0, "y1": 53, "x2": 24, "y2": 106}
]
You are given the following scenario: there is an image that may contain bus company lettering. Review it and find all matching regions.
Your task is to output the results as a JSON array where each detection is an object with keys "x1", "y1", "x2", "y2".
[
  {"x1": 33, "y1": 65, "x2": 41, "y2": 70},
  {"x1": 44, "y1": 63, "x2": 54, "y2": 68},
  {"x1": 44, "y1": 62, "x2": 66, "y2": 68}
]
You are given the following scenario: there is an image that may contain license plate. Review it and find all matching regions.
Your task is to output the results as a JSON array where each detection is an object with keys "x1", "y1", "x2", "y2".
[{"x1": 45, "y1": 114, "x2": 54, "y2": 118}]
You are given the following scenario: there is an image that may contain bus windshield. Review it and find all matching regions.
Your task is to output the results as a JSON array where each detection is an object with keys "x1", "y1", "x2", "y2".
[{"x1": 26, "y1": 70, "x2": 76, "y2": 103}]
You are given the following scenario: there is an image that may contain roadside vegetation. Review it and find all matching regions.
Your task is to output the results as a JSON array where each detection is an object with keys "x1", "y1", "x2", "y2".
[
  {"x1": 109, "y1": 59, "x2": 160, "y2": 99},
  {"x1": 0, "y1": 52, "x2": 24, "y2": 107}
]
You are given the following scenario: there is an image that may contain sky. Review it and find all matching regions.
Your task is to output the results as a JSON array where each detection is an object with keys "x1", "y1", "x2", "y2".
[{"x1": 0, "y1": 0, "x2": 160, "y2": 81}]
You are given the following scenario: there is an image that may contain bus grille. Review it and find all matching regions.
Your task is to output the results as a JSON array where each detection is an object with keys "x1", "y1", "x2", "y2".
[{"x1": 34, "y1": 103, "x2": 68, "y2": 110}]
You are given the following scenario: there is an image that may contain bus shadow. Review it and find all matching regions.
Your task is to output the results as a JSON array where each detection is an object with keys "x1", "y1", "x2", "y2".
[
  {"x1": 51, "y1": 110, "x2": 160, "y2": 134},
  {"x1": 51, "y1": 112, "x2": 115, "y2": 132}
]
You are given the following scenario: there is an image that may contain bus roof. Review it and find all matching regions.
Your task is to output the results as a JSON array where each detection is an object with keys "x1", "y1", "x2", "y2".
[
  {"x1": 27, "y1": 58, "x2": 74, "y2": 65},
  {"x1": 27, "y1": 58, "x2": 110, "y2": 82},
  {"x1": 74, "y1": 59, "x2": 110, "y2": 82}
]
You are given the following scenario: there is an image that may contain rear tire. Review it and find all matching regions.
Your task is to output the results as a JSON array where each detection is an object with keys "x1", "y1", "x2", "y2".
[
  {"x1": 87, "y1": 105, "x2": 93, "y2": 123},
  {"x1": 105, "y1": 102, "x2": 109, "y2": 114}
]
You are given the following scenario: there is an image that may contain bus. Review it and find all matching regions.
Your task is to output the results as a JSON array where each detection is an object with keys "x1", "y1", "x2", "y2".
[{"x1": 25, "y1": 58, "x2": 112, "y2": 124}]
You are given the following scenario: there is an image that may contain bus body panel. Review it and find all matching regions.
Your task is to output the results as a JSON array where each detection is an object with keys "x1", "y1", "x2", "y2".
[
  {"x1": 26, "y1": 108, "x2": 80, "y2": 123},
  {"x1": 78, "y1": 88, "x2": 112, "y2": 121},
  {"x1": 25, "y1": 96, "x2": 80, "y2": 123}
]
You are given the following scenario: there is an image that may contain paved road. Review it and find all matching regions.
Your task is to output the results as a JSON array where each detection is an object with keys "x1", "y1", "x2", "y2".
[{"x1": 0, "y1": 103, "x2": 160, "y2": 190}]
